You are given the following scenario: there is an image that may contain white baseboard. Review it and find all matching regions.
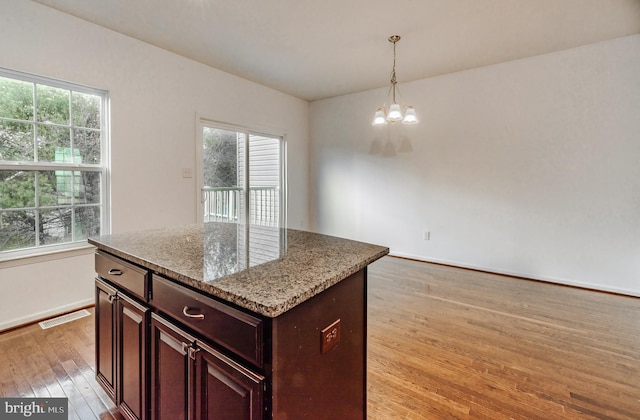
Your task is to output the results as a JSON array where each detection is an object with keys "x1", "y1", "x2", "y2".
[
  {"x1": 0, "y1": 298, "x2": 94, "y2": 332},
  {"x1": 388, "y1": 251, "x2": 640, "y2": 298}
]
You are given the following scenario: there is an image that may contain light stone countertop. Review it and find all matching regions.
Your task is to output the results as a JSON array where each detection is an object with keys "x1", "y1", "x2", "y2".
[{"x1": 88, "y1": 223, "x2": 389, "y2": 317}]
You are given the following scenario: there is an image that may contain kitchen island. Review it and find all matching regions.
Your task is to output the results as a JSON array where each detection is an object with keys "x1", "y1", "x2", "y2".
[{"x1": 88, "y1": 223, "x2": 388, "y2": 420}]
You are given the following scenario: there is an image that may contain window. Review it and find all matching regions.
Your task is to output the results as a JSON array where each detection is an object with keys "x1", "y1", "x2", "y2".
[
  {"x1": 198, "y1": 121, "x2": 286, "y2": 228},
  {"x1": 0, "y1": 68, "x2": 109, "y2": 258}
]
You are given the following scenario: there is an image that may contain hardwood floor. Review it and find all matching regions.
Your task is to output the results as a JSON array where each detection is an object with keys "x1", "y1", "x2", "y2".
[
  {"x1": 1, "y1": 256, "x2": 638, "y2": 419},
  {"x1": 0, "y1": 307, "x2": 123, "y2": 420},
  {"x1": 367, "y1": 257, "x2": 640, "y2": 419}
]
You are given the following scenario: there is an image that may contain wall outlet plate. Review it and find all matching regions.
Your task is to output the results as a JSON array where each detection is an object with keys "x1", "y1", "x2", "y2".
[{"x1": 321, "y1": 319, "x2": 341, "y2": 353}]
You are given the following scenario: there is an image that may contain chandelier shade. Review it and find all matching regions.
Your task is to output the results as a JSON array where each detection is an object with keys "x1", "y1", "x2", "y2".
[
  {"x1": 373, "y1": 108, "x2": 387, "y2": 125},
  {"x1": 403, "y1": 106, "x2": 418, "y2": 124},
  {"x1": 372, "y1": 35, "x2": 419, "y2": 126}
]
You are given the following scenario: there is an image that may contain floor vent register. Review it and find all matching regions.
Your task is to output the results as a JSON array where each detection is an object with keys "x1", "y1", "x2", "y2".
[{"x1": 39, "y1": 309, "x2": 91, "y2": 329}]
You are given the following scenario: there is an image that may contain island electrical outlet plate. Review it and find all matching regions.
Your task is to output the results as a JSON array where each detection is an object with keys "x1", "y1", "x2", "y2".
[{"x1": 321, "y1": 319, "x2": 341, "y2": 353}]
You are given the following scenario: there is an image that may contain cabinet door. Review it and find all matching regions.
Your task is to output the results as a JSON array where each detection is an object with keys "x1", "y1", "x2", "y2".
[
  {"x1": 150, "y1": 314, "x2": 195, "y2": 420},
  {"x1": 194, "y1": 341, "x2": 264, "y2": 420},
  {"x1": 118, "y1": 293, "x2": 150, "y2": 420},
  {"x1": 95, "y1": 278, "x2": 117, "y2": 401}
]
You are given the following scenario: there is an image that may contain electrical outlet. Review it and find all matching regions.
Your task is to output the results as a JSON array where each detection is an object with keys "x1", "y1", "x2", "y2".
[
  {"x1": 321, "y1": 319, "x2": 341, "y2": 353},
  {"x1": 182, "y1": 168, "x2": 193, "y2": 178},
  {"x1": 423, "y1": 231, "x2": 431, "y2": 241}
]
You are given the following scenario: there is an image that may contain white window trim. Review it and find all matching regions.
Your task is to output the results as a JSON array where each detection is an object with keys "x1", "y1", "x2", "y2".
[{"x1": 0, "y1": 67, "x2": 110, "y2": 261}]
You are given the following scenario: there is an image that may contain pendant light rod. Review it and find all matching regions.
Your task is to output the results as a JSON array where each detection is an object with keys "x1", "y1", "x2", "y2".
[{"x1": 389, "y1": 35, "x2": 400, "y2": 104}]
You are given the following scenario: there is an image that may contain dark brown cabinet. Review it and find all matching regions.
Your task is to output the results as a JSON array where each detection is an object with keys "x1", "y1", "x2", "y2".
[
  {"x1": 96, "y1": 278, "x2": 117, "y2": 400},
  {"x1": 149, "y1": 314, "x2": 192, "y2": 420},
  {"x1": 151, "y1": 275, "x2": 263, "y2": 368},
  {"x1": 95, "y1": 277, "x2": 150, "y2": 420},
  {"x1": 195, "y1": 338, "x2": 264, "y2": 420},
  {"x1": 118, "y1": 293, "x2": 150, "y2": 420},
  {"x1": 150, "y1": 313, "x2": 264, "y2": 420},
  {"x1": 94, "y1": 249, "x2": 368, "y2": 419}
]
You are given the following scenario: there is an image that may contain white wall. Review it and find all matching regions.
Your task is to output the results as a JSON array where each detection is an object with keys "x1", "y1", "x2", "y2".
[
  {"x1": 0, "y1": 0, "x2": 310, "y2": 330},
  {"x1": 310, "y1": 35, "x2": 640, "y2": 296}
]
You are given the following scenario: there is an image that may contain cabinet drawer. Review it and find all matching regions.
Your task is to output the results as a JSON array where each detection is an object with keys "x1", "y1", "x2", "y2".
[
  {"x1": 96, "y1": 251, "x2": 149, "y2": 301},
  {"x1": 151, "y1": 274, "x2": 263, "y2": 368}
]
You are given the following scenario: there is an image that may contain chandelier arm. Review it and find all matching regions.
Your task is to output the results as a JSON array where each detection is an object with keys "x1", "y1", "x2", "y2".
[
  {"x1": 394, "y1": 84, "x2": 402, "y2": 101},
  {"x1": 385, "y1": 84, "x2": 393, "y2": 106}
]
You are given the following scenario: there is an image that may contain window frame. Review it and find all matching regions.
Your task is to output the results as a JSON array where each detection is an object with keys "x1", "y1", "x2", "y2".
[{"x1": 0, "y1": 67, "x2": 110, "y2": 260}]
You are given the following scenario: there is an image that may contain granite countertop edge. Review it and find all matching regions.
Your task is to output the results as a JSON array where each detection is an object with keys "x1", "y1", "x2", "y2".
[{"x1": 88, "y1": 238, "x2": 389, "y2": 318}]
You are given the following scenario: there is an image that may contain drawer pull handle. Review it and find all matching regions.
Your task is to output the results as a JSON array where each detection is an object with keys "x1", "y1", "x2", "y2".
[
  {"x1": 108, "y1": 268, "x2": 123, "y2": 276},
  {"x1": 183, "y1": 306, "x2": 205, "y2": 320}
]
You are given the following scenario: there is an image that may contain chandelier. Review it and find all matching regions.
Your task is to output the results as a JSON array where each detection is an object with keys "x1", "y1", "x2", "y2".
[{"x1": 372, "y1": 35, "x2": 418, "y2": 126}]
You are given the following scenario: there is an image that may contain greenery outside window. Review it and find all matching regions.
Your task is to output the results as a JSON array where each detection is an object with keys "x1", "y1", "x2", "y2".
[{"x1": 0, "y1": 68, "x2": 109, "y2": 259}]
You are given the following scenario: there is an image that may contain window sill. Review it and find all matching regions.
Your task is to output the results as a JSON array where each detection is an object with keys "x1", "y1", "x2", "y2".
[{"x1": 0, "y1": 244, "x2": 96, "y2": 269}]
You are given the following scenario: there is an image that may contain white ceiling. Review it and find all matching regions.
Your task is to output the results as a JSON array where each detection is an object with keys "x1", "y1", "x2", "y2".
[{"x1": 33, "y1": 0, "x2": 640, "y2": 101}]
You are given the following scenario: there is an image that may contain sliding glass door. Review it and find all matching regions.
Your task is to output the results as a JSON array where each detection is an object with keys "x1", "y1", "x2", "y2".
[{"x1": 199, "y1": 122, "x2": 285, "y2": 228}]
